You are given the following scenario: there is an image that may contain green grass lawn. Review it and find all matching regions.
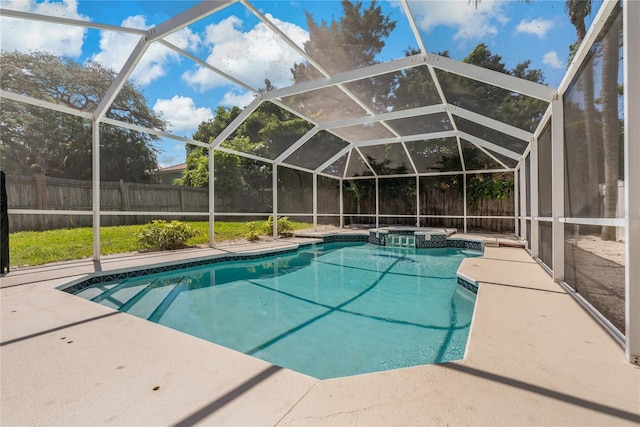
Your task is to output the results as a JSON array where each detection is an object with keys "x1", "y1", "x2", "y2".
[{"x1": 9, "y1": 220, "x2": 312, "y2": 267}]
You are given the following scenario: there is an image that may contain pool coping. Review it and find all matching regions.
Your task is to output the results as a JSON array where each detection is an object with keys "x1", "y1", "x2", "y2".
[
  {"x1": 56, "y1": 234, "x2": 484, "y2": 296},
  {"x1": 56, "y1": 239, "x2": 319, "y2": 294},
  {"x1": 1, "y1": 232, "x2": 638, "y2": 426}
]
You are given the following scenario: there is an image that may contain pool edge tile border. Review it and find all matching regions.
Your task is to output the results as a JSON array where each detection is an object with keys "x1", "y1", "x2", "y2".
[
  {"x1": 57, "y1": 240, "x2": 318, "y2": 294},
  {"x1": 57, "y1": 234, "x2": 486, "y2": 298}
]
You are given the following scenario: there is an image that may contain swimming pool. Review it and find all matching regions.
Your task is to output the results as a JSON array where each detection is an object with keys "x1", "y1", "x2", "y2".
[{"x1": 73, "y1": 242, "x2": 480, "y2": 379}]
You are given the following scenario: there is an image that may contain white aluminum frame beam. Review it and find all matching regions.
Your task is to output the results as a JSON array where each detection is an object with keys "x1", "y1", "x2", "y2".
[
  {"x1": 339, "y1": 179, "x2": 344, "y2": 228},
  {"x1": 313, "y1": 173, "x2": 318, "y2": 230},
  {"x1": 458, "y1": 132, "x2": 521, "y2": 162},
  {"x1": 159, "y1": 40, "x2": 258, "y2": 94},
  {"x1": 451, "y1": 107, "x2": 534, "y2": 142},
  {"x1": 1, "y1": 90, "x2": 211, "y2": 151},
  {"x1": 210, "y1": 98, "x2": 263, "y2": 148},
  {"x1": 514, "y1": 165, "x2": 520, "y2": 236},
  {"x1": 316, "y1": 147, "x2": 351, "y2": 175},
  {"x1": 339, "y1": 168, "x2": 509, "y2": 180},
  {"x1": 354, "y1": 147, "x2": 378, "y2": 177},
  {"x1": 519, "y1": 165, "x2": 527, "y2": 244},
  {"x1": 278, "y1": 161, "x2": 320, "y2": 176},
  {"x1": 530, "y1": 131, "x2": 540, "y2": 258},
  {"x1": 272, "y1": 164, "x2": 278, "y2": 238},
  {"x1": 314, "y1": 103, "x2": 533, "y2": 150},
  {"x1": 400, "y1": 0, "x2": 427, "y2": 55},
  {"x1": 242, "y1": 0, "x2": 385, "y2": 147},
  {"x1": 624, "y1": 0, "x2": 640, "y2": 365},
  {"x1": 209, "y1": 146, "x2": 215, "y2": 247},
  {"x1": 265, "y1": 53, "x2": 556, "y2": 104},
  {"x1": 94, "y1": 1, "x2": 234, "y2": 122},
  {"x1": 215, "y1": 146, "x2": 274, "y2": 165},
  {"x1": 0, "y1": 8, "x2": 146, "y2": 34},
  {"x1": 551, "y1": 96, "x2": 564, "y2": 281},
  {"x1": 463, "y1": 171, "x2": 468, "y2": 233},
  {"x1": 93, "y1": 35, "x2": 149, "y2": 122},
  {"x1": 92, "y1": 120, "x2": 100, "y2": 261},
  {"x1": 558, "y1": 0, "x2": 620, "y2": 94},
  {"x1": 1, "y1": 90, "x2": 93, "y2": 119},
  {"x1": 426, "y1": 54, "x2": 557, "y2": 101},
  {"x1": 147, "y1": 1, "x2": 234, "y2": 43},
  {"x1": 352, "y1": 131, "x2": 457, "y2": 148},
  {"x1": 342, "y1": 150, "x2": 354, "y2": 179},
  {"x1": 101, "y1": 117, "x2": 210, "y2": 149},
  {"x1": 273, "y1": 127, "x2": 321, "y2": 164}
]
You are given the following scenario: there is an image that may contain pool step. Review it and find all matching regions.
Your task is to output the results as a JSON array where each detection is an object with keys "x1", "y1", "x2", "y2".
[{"x1": 387, "y1": 234, "x2": 416, "y2": 248}]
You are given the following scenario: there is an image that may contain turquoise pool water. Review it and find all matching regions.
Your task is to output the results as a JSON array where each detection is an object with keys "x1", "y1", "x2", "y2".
[{"x1": 74, "y1": 242, "x2": 480, "y2": 379}]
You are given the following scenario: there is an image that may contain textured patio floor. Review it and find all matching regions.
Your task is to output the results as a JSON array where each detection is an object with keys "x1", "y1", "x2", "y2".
[{"x1": 1, "y1": 234, "x2": 639, "y2": 426}]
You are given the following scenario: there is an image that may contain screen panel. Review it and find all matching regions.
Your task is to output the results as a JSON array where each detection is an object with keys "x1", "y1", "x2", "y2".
[
  {"x1": 420, "y1": 175, "x2": 464, "y2": 216},
  {"x1": 284, "y1": 131, "x2": 349, "y2": 170},
  {"x1": 358, "y1": 144, "x2": 412, "y2": 175},
  {"x1": 406, "y1": 138, "x2": 462, "y2": 173},
  {"x1": 564, "y1": 224, "x2": 625, "y2": 333}
]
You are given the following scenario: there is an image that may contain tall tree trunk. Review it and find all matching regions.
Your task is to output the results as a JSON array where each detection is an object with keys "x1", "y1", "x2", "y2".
[
  {"x1": 600, "y1": 15, "x2": 621, "y2": 240},
  {"x1": 582, "y1": 63, "x2": 599, "y2": 215},
  {"x1": 567, "y1": 1, "x2": 598, "y2": 217}
]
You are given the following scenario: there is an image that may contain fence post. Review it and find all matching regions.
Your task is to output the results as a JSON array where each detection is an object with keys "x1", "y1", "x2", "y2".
[
  {"x1": 35, "y1": 174, "x2": 48, "y2": 210},
  {"x1": 119, "y1": 179, "x2": 130, "y2": 225},
  {"x1": 179, "y1": 186, "x2": 186, "y2": 212},
  {"x1": 339, "y1": 179, "x2": 344, "y2": 228},
  {"x1": 119, "y1": 179, "x2": 130, "y2": 210},
  {"x1": 35, "y1": 174, "x2": 48, "y2": 230},
  {"x1": 415, "y1": 176, "x2": 420, "y2": 227}
]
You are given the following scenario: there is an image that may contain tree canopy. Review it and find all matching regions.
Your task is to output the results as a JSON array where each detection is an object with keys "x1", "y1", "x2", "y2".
[
  {"x1": 177, "y1": 0, "x2": 396, "y2": 202},
  {"x1": 291, "y1": 0, "x2": 396, "y2": 80},
  {"x1": 179, "y1": 0, "x2": 547, "y2": 213},
  {"x1": 0, "y1": 51, "x2": 165, "y2": 182}
]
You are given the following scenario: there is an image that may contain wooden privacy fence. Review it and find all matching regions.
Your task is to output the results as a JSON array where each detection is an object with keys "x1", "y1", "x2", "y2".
[
  {"x1": 342, "y1": 188, "x2": 515, "y2": 232},
  {"x1": 6, "y1": 175, "x2": 209, "y2": 232},
  {"x1": 6, "y1": 175, "x2": 514, "y2": 232}
]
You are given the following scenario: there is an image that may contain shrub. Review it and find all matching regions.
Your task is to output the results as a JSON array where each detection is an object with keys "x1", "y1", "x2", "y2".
[
  {"x1": 277, "y1": 216, "x2": 293, "y2": 236},
  {"x1": 262, "y1": 215, "x2": 293, "y2": 236},
  {"x1": 245, "y1": 222, "x2": 261, "y2": 241},
  {"x1": 136, "y1": 220, "x2": 199, "y2": 251}
]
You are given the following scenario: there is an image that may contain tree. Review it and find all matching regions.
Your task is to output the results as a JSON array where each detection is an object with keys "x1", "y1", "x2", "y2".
[
  {"x1": 565, "y1": 0, "x2": 600, "y2": 221},
  {"x1": 564, "y1": 1, "x2": 622, "y2": 240},
  {"x1": 176, "y1": 105, "x2": 243, "y2": 188},
  {"x1": 599, "y1": 10, "x2": 622, "y2": 240},
  {"x1": 0, "y1": 51, "x2": 165, "y2": 182},
  {"x1": 177, "y1": 99, "x2": 311, "y2": 191},
  {"x1": 291, "y1": 0, "x2": 396, "y2": 79},
  {"x1": 287, "y1": 0, "x2": 397, "y2": 119},
  {"x1": 391, "y1": 48, "x2": 441, "y2": 112}
]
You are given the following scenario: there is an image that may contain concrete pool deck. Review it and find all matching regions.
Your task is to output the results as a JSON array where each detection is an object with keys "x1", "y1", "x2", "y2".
[{"x1": 1, "y1": 234, "x2": 639, "y2": 426}]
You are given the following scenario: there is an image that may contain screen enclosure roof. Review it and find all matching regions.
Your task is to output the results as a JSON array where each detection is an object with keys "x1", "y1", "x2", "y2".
[{"x1": 0, "y1": 0, "x2": 560, "y2": 179}]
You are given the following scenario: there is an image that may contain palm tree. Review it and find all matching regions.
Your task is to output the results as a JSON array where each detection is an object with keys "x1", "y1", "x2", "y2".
[
  {"x1": 566, "y1": 1, "x2": 600, "y2": 221},
  {"x1": 473, "y1": 0, "x2": 620, "y2": 240},
  {"x1": 599, "y1": 11, "x2": 622, "y2": 240}
]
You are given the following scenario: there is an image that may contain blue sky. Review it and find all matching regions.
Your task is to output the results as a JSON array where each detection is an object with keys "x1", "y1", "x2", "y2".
[{"x1": 1, "y1": 0, "x2": 599, "y2": 167}]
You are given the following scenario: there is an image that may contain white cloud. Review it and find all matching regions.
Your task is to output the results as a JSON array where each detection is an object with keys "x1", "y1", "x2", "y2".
[
  {"x1": 542, "y1": 50, "x2": 563, "y2": 69},
  {"x1": 165, "y1": 26, "x2": 201, "y2": 52},
  {"x1": 409, "y1": 0, "x2": 508, "y2": 43},
  {"x1": 0, "y1": 0, "x2": 88, "y2": 57},
  {"x1": 220, "y1": 90, "x2": 257, "y2": 108},
  {"x1": 90, "y1": 15, "x2": 200, "y2": 86},
  {"x1": 182, "y1": 14, "x2": 309, "y2": 92},
  {"x1": 515, "y1": 18, "x2": 554, "y2": 38},
  {"x1": 153, "y1": 95, "x2": 213, "y2": 133}
]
